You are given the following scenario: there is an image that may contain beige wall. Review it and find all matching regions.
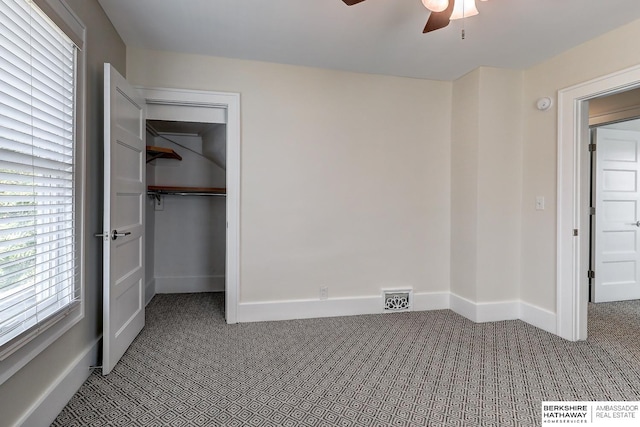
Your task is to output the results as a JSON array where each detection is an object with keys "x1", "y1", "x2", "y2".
[
  {"x1": 451, "y1": 69, "x2": 480, "y2": 301},
  {"x1": 477, "y1": 68, "x2": 523, "y2": 302},
  {"x1": 0, "y1": 1, "x2": 126, "y2": 425},
  {"x1": 522, "y1": 18, "x2": 640, "y2": 311},
  {"x1": 451, "y1": 67, "x2": 523, "y2": 304},
  {"x1": 127, "y1": 48, "x2": 453, "y2": 302}
]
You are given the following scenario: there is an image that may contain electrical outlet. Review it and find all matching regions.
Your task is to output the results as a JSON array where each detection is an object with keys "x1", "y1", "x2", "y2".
[
  {"x1": 319, "y1": 287, "x2": 328, "y2": 300},
  {"x1": 154, "y1": 196, "x2": 164, "y2": 211}
]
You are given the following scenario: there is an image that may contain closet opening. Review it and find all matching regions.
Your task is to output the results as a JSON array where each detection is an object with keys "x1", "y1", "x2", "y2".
[
  {"x1": 144, "y1": 118, "x2": 228, "y2": 313},
  {"x1": 587, "y1": 88, "x2": 640, "y2": 304}
]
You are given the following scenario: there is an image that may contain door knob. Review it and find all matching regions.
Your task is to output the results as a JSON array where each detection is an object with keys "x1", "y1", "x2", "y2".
[{"x1": 111, "y1": 230, "x2": 131, "y2": 240}]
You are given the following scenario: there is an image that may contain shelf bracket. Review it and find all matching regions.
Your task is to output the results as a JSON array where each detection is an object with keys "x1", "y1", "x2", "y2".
[
  {"x1": 147, "y1": 192, "x2": 162, "y2": 202},
  {"x1": 146, "y1": 154, "x2": 164, "y2": 163}
]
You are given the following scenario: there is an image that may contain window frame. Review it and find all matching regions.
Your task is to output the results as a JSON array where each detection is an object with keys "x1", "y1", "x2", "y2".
[{"x1": 0, "y1": 0, "x2": 86, "y2": 385}]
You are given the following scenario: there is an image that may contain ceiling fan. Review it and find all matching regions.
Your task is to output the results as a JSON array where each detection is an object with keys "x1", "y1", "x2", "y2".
[{"x1": 342, "y1": 0, "x2": 488, "y2": 34}]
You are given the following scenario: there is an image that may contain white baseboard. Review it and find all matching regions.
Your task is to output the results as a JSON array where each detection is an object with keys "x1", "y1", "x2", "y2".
[
  {"x1": 413, "y1": 292, "x2": 450, "y2": 311},
  {"x1": 520, "y1": 302, "x2": 557, "y2": 335},
  {"x1": 237, "y1": 292, "x2": 450, "y2": 323},
  {"x1": 155, "y1": 275, "x2": 225, "y2": 294},
  {"x1": 450, "y1": 293, "x2": 520, "y2": 323},
  {"x1": 449, "y1": 293, "x2": 477, "y2": 321},
  {"x1": 17, "y1": 338, "x2": 99, "y2": 427},
  {"x1": 237, "y1": 291, "x2": 557, "y2": 337},
  {"x1": 238, "y1": 296, "x2": 379, "y2": 323},
  {"x1": 145, "y1": 278, "x2": 156, "y2": 306},
  {"x1": 476, "y1": 300, "x2": 520, "y2": 323}
]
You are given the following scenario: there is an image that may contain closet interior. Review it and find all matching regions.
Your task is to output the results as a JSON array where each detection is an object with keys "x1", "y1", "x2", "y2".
[{"x1": 144, "y1": 118, "x2": 227, "y2": 305}]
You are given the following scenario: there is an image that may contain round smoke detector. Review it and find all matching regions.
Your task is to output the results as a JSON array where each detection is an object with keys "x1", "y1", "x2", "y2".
[{"x1": 536, "y1": 97, "x2": 553, "y2": 111}]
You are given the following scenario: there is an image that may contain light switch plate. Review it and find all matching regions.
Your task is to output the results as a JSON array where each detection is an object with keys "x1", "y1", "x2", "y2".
[{"x1": 536, "y1": 196, "x2": 545, "y2": 211}]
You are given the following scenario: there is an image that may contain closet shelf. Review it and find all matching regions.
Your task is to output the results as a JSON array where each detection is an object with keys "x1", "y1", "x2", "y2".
[
  {"x1": 147, "y1": 186, "x2": 226, "y2": 197},
  {"x1": 146, "y1": 146, "x2": 182, "y2": 163}
]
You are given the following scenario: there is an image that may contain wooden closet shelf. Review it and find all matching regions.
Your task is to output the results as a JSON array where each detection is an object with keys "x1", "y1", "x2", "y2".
[{"x1": 146, "y1": 146, "x2": 182, "y2": 162}]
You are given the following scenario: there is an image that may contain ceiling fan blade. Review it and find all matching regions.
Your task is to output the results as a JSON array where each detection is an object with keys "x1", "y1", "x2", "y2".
[
  {"x1": 423, "y1": 0, "x2": 455, "y2": 33},
  {"x1": 342, "y1": 0, "x2": 368, "y2": 5}
]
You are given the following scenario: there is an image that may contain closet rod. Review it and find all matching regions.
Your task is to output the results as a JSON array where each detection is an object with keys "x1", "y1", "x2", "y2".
[
  {"x1": 147, "y1": 186, "x2": 226, "y2": 200},
  {"x1": 148, "y1": 190, "x2": 226, "y2": 197}
]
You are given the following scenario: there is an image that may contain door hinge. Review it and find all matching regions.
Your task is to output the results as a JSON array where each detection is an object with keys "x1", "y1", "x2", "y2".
[
  {"x1": 589, "y1": 207, "x2": 595, "y2": 215},
  {"x1": 588, "y1": 270, "x2": 595, "y2": 279},
  {"x1": 573, "y1": 229, "x2": 579, "y2": 236},
  {"x1": 589, "y1": 143, "x2": 596, "y2": 152}
]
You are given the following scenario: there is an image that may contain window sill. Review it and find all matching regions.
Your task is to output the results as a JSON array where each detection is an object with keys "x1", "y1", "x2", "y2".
[{"x1": 0, "y1": 303, "x2": 84, "y2": 385}]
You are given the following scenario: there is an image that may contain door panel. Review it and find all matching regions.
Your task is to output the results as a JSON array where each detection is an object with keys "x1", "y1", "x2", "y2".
[
  {"x1": 115, "y1": 140, "x2": 144, "y2": 181},
  {"x1": 103, "y1": 63, "x2": 145, "y2": 374},
  {"x1": 593, "y1": 128, "x2": 640, "y2": 302}
]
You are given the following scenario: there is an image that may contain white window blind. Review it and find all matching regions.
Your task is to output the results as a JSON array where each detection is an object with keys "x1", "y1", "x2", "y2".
[{"x1": 0, "y1": 0, "x2": 79, "y2": 351}]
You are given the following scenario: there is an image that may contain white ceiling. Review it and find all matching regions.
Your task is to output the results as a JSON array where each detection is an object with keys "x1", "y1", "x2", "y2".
[{"x1": 97, "y1": 0, "x2": 640, "y2": 81}]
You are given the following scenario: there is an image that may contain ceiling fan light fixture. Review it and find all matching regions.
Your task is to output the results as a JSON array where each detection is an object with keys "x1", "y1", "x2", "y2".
[
  {"x1": 421, "y1": 0, "x2": 449, "y2": 13},
  {"x1": 450, "y1": 0, "x2": 479, "y2": 20}
]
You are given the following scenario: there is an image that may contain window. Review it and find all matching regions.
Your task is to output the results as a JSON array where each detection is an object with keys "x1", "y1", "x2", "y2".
[{"x1": 0, "y1": 0, "x2": 84, "y2": 359}]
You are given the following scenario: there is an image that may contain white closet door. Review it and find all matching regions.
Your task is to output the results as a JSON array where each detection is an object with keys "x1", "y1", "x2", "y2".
[
  {"x1": 593, "y1": 128, "x2": 640, "y2": 302},
  {"x1": 102, "y1": 63, "x2": 146, "y2": 374}
]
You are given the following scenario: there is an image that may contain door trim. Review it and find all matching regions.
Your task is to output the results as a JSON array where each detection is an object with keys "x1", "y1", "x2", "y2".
[
  {"x1": 557, "y1": 64, "x2": 640, "y2": 341},
  {"x1": 137, "y1": 86, "x2": 241, "y2": 324}
]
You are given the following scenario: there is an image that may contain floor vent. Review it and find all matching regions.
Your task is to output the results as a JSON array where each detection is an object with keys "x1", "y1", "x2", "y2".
[{"x1": 383, "y1": 290, "x2": 412, "y2": 312}]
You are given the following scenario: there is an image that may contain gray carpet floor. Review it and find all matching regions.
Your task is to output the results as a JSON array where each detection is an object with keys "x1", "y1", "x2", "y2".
[{"x1": 52, "y1": 294, "x2": 640, "y2": 426}]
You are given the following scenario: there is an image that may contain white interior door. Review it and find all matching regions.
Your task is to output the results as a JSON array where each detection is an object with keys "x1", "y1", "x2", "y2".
[
  {"x1": 593, "y1": 127, "x2": 640, "y2": 302},
  {"x1": 102, "y1": 63, "x2": 146, "y2": 374}
]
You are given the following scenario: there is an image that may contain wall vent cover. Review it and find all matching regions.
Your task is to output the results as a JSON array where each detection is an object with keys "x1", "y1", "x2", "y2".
[{"x1": 383, "y1": 289, "x2": 412, "y2": 312}]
